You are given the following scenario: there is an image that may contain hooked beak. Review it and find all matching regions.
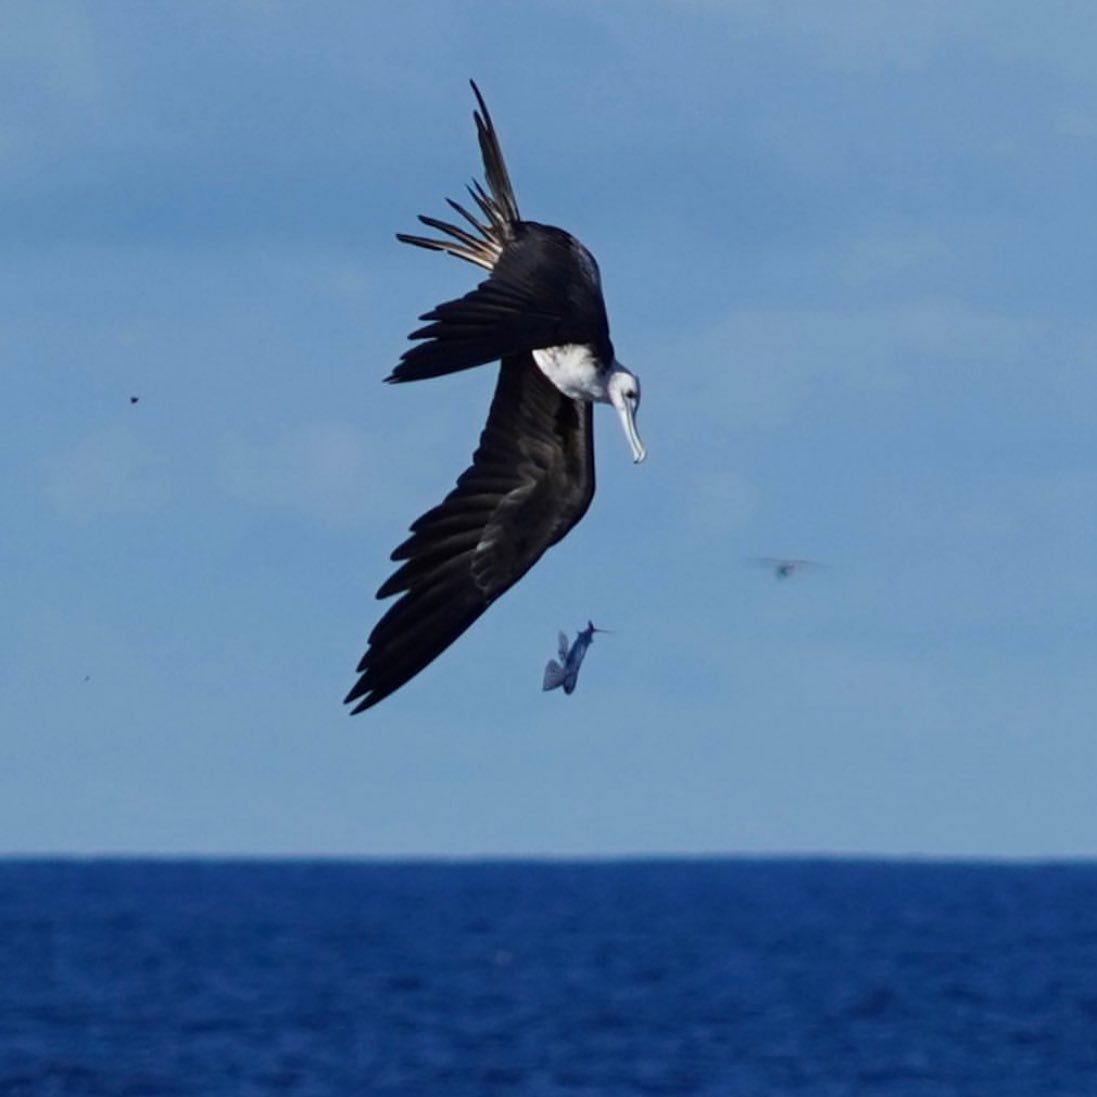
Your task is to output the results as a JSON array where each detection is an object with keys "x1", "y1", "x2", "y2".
[{"x1": 615, "y1": 401, "x2": 646, "y2": 464}]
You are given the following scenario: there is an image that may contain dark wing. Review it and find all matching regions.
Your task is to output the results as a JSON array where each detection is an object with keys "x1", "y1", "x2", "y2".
[
  {"x1": 390, "y1": 225, "x2": 612, "y2": 383},
  {"x1": 345, "y1": 354, "x2": 595, "y2": 713},
  {"x1": 389, "y1": 81, "x2": 612, "y2": 384}
]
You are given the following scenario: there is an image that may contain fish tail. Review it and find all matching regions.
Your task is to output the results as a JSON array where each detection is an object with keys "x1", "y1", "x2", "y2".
[{"x1": 542, "y1": 659, "x2": 566, "y2": 691}]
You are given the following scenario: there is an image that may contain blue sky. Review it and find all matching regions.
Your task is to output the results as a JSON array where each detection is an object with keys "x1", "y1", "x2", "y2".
[{"x1": 4, "y1": 1, "x2": 1097, "y2": 857}]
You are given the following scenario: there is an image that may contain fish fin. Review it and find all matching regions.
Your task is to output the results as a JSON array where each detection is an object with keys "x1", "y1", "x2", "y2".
[
  {"x1": 543, "y1": 659, "x2": 566, "y2": 691},
  {"x1": 557, "y1": 632, "x2": 569, "y2": 660}
]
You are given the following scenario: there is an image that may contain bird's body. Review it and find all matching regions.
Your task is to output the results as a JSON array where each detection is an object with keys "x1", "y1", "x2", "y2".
[
  {"x1": 542, "y1": 621, "x2": 609, "y2": 695},
  {"x1": 345, "y1": 83, "x2": 644, "y2": 714}
]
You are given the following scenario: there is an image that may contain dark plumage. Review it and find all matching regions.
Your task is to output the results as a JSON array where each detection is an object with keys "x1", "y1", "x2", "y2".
[
  {"x1": 345, "y1": 82, "x2": 641, "y2": 714},
  {"x1": 390, "y1": 224, "x2": 613, "y2": 383}
]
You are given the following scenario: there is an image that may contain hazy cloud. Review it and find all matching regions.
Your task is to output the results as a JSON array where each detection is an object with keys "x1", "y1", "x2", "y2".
[
  {"x1": 215, "y1": 421, "x2": 377, "y2": 526},
  {"x1": 42, "y1": 427, "x2": 169, "y2": 522}
]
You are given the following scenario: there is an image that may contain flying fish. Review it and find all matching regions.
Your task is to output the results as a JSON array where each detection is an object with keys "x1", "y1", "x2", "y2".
[{"x1": 542, "y1": 621, "x2": 611, "y2": 695}]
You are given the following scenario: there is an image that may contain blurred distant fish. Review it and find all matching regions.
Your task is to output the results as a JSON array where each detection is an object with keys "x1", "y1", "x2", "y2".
[
  {"x1": 542, "y1": 621, "x2": 610, "y2": 694},
  {"x1": 747, "y1": 556, "x2": 821, "y2": 580}
]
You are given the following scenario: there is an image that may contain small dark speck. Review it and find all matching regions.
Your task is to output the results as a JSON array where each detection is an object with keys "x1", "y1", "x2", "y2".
[
  {"x1": 130, "y1": 396, "x2": 139, "y2": 404},
  {"x1": 83, "y1": 675, "x2": 91, "y2": 682}
]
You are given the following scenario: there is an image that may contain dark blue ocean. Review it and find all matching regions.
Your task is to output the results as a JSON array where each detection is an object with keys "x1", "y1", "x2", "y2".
[{"x1": 2, "y1": 859, "x2": 1096, "y2": 1096}]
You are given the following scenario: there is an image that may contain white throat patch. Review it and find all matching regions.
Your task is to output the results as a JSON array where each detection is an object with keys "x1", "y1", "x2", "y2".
[{"x1": 531, "y1": 344, "x2": 606, "y2": 402}]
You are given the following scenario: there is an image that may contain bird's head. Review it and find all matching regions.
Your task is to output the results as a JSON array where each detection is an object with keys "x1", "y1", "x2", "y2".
[{"x1": 606, "y1": 363, "x2": 645, "y2": 463}]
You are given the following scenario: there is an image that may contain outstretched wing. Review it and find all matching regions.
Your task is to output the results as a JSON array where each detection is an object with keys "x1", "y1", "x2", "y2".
[
  {"x1": 390, "y1": 227, "x2": 611, "y2": 383},
  {"x1": 389, "y1": 82, "x2": 612, "y2": 384},
  {"x1": 345, "y1": 354, "x2": 595, "y2": 713}
]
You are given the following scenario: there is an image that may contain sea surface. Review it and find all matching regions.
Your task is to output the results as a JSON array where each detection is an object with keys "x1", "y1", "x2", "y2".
[{"x1": 1, "y1": 858, "x2": 1096, "y2": 1096}]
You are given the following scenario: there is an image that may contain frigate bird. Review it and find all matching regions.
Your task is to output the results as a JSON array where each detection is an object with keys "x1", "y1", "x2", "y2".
[
  {"x1": 344, "y1": 82, "x2": 645, "y2": 714},
  {"x1": 542, "y1": 621, "x2": 610, "y2": 695}
]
